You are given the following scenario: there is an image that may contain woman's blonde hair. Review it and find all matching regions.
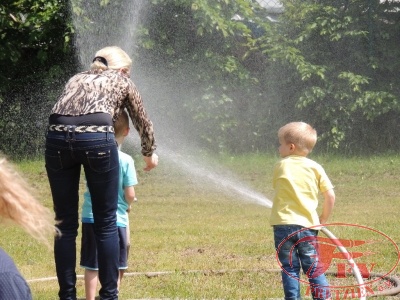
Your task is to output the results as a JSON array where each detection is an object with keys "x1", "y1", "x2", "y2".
[
  {"x1": 278, "y1": 122, "x2": 317, "y2": 154},
  {"x1": 0, "y1": 158, "x2": 59, "y2": 246},
  {"x1": 90, "y1": 46, "x2": 132, "y2": 71}
]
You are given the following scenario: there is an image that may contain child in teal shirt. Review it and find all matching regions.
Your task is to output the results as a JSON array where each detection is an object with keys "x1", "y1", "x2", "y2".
[{"x1": 80, "y1": 110, "x2": 137, "y2": 299}]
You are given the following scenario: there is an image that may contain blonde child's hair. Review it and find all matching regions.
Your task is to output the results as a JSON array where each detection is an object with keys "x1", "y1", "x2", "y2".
[
  {"x1": 0, "y1": 158, "x2": 59, "y2": 246},
  {"x1": 278, "y1": 122, "x2": 317, "y2": 154},
  {"x1": 114, "y1": 109, "x2": 130, "y2": 139},
  {"x1": 90, "y1": 46, "x2": 132, "y2": 71}
]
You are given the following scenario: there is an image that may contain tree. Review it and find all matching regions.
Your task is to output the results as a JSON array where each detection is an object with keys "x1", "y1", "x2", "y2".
[
  {"x1": 256, "y1": 0, "x2": 400, "y2": 152},
  {"x1": 135, "y1": 0, "x2": 280, "y2": 153},
  {"x1": 0, "y1": 0, "x2": 76, "y2": 158},
  {"x1": 136, "y1": 0, "x2": 400, "y2": 153},
  {"x1": 1, "y1": 0, "x2": 400, "y2": 157}
]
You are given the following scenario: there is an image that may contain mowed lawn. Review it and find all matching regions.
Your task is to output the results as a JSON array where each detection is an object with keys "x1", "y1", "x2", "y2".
[{"x1": 2, "y1": 153, "x2": 400, "y2": 299}]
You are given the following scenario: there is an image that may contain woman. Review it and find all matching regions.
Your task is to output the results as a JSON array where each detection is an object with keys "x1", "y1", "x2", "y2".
[{"x1": 45, "y1": 46, "x2": 158, "y2": 300}]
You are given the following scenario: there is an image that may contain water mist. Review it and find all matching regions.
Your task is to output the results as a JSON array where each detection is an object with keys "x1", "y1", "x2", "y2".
[{"x1": 71, "y1": 0, "x2": 273, "y2": 209}]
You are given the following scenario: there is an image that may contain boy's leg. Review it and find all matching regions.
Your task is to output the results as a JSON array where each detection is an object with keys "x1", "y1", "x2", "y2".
[
  {"x1": 118, "y1": 270, "x2": 125, "y2": 291},
  {"x1": 84, "y1": 269, "x2": 99, "y2": 300},
  {"x1": 117, "y1": 226, "x2": 129, "y2": 290},
  {"x1": 274, "y1": 225, "x2": 302, "y2": 300},
  {"x1": 126, "y1": 219, "x2": 130, "y2": 258},
  {"x1": 297, "y1": 229, "x2": 331, "y2": 300},
  {"x1": 80, "y1": 223, "x2": 99, "y2": 300}
]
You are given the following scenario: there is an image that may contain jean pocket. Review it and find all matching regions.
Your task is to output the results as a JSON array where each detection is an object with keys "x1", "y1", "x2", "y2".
[
  {"x1": 274, "y1": 226, "x2": 291, "y2": 248},
  {"x1": 45, "y1": 148, "x2": 63, "y2": 172},
  {"x1": 86, "y1": 149, "x2": 111, "y2": 173}
]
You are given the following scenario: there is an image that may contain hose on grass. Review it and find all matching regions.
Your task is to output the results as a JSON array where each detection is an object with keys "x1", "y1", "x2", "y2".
[
  {"x1": 27, "y1": 269, "x2": 400, "y2": 298},
  {"x1": 321, "y1": 226, "x2": 366, "y2": 300},
  {"x1": 321, "y1": 226, "x2": 400, "y2": 298},
  {"x1": 27, "y1": 228, "x2": 400, "y2": 298}
]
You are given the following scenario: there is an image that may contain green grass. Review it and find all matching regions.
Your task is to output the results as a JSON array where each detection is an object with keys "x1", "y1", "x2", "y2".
[{"x1": 3, "y1": 154, "x2": 400, "y2": 299}]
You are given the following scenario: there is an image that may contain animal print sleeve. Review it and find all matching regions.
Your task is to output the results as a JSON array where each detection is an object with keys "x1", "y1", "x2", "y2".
[{"x1": 124, "y1": 80, "x2": 157, "y2": 156}]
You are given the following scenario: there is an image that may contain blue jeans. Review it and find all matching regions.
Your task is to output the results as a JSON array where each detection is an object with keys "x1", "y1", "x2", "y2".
[
  {"x1": 45, "y1": 130, "x2": 119, "y2": 300},
  {"x1": 274, "y1": 225, "x2": 331, "y2": 300}
]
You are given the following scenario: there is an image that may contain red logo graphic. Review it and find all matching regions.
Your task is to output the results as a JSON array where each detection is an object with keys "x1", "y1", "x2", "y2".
[{"x1": 275, "y1": 223, "x2": 400, "y2": 298}]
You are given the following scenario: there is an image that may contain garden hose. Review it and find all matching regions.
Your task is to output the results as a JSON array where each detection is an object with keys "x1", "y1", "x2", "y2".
[
  {"x1": 27, "y1": 228, "x2": 400, "y2": 298},
  {"x1": 321, "y1": 226, "x2": 400, "y2": 299},
  {"x1": 321, "y1": 226, "x2": 367, "y2": 300}
]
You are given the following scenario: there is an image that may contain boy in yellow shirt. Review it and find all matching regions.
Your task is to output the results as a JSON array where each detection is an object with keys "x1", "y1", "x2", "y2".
[{"x1": 271, "y1": 122, "x2": 335, "y2": 300}]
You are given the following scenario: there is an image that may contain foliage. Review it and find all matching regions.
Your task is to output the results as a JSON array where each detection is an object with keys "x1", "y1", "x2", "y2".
[
  {"x1": 135, "y1": 0, "x2": 400, "y2": 154},
  {"x1": 1, "y1": 0, "x2": 400, "y2": 157},
  {"x1": 0, "y1": 0, "x2": 76, "y2": 158},
  {"x1": 136, "y1": 0, "x2": 278, "y2": 153},
  {"x1": 257, "y1": 0, "x2": 400, "y2": 151},
  {"x1": 0, "y1": 0, "x2": 72, "y2": 70}
]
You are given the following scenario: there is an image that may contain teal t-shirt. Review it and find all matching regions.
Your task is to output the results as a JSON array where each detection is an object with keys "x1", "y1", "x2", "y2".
[{"x1": 81, "y1": 150, "x2": 138, "y2": 227}]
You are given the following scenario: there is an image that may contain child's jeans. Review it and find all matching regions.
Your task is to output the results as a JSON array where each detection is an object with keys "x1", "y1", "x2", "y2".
[{"x1": 273, "y1": 225, "x2": 331, "y2": 300}]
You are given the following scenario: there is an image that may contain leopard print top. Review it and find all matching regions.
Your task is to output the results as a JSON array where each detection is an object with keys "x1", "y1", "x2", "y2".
[{"x1": 51, "y1": 69, "x2": 156, "y2": 156}]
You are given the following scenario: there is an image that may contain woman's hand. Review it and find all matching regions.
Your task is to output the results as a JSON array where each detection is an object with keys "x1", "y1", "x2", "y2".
[{"x1": 143, "y1": 153, "x2": 158, "y2": 171}]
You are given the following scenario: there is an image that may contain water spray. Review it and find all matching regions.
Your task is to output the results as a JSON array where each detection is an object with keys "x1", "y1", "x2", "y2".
[
  {"x1": 154, "y1": 146, "x2": 273, "y2": 208},
  {"x1": 64, "y1": 0, "x2": 400, "y2": 297}
]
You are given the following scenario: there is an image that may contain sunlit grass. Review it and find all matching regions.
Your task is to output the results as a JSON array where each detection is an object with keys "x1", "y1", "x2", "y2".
[{"x1": 3, "y1": 154, "x2": 400, "y2": 299}]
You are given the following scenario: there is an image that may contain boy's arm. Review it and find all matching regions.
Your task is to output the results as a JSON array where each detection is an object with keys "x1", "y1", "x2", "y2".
[
  {"x1": 124, "y1": 186, "x2": 135, "y2": 213},
  {"x1": 319, "y1": 188, "x2": 335, "y2": 225}
]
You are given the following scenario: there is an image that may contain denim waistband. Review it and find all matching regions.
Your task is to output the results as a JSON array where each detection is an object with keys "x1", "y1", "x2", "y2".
[{"x1": 46, "y1": 129, "x2": 115, "y2": 141}]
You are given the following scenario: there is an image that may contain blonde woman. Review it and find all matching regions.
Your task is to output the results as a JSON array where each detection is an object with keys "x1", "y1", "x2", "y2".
[
  {"x1": 45, "y1": 46, "x2": 158, "y2": 300},
  {"x1": 0, "y1": 158, "x2": 57, "y2": 300}
]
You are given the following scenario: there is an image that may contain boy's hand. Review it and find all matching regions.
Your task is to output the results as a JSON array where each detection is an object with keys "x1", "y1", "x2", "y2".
[
  {"x1": 319, "y1": 216, "x2": 328, "y2": 225},
  {"x1": 143, "y1": 153, "x2": 158, "y2": 171}
]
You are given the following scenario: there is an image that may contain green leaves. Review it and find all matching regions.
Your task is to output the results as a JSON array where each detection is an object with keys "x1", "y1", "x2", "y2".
[
  {"x1": 0, "y1": 0, "x2": 72, "y2": 67},
  {"x1": 1, "y1": 0, "x2": 399, "y2": 156},
  {"x1": 338, "y1": 72, "x2": 370, "y2": 93},
  {"x1": 356, "y1": 91, "x2": 398, "y2": 120}
]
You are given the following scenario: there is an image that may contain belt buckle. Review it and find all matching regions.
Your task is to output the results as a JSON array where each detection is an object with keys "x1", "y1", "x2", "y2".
[{"x1": 66, "y1": 125, "x2": 76, "y2": 133}]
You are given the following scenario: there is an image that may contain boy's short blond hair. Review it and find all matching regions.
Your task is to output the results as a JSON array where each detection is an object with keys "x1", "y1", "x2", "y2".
[
  {"x1": 114, "y1": 110, "x2": 129, "y2": 138},
  {"x1": 278, "y1": 122, "x2": 317, "y2": 154}
]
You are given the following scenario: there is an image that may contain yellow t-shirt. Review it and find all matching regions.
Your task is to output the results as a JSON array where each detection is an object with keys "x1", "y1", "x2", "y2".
[{"x1": 270, "y1": 155, "x2": 334, "y2": 228}]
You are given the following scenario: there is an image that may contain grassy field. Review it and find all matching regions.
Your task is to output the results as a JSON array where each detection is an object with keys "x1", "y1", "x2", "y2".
[{"x1": 3, "y1": 153, "x2": 400, "y2": 299}]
